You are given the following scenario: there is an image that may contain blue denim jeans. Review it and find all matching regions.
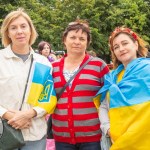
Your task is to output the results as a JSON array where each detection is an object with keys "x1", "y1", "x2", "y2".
[
  {"x1": 55, "y1": 141, "x2": 101, "y2": 150},
  {"x1": 16, "y1": 136, "x2": 46, "y2": 150}
]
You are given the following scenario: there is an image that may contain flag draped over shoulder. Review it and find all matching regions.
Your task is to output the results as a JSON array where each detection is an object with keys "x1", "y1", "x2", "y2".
[
  {"x1": 97, "y1": 58, "x2": 150, "y2": 150},
  {"x1": 27, "y1": 62, "x2": 57, "y2": 114}
]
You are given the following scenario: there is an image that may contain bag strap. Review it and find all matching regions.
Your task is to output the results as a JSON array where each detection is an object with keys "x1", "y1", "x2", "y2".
[
  {"x1": 57, "y1": 56, "x2": 93, "y2": 99},
  {"x1": 19, "y1": 55, "x2": 34, "y2": 110}
]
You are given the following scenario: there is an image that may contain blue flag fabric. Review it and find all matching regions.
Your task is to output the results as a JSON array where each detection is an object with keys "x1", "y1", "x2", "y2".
[
  {"x1": 27, "y1": 62, "x2": 57, "y2": 113},
  {"x1": 96, "y1": 57, "x2": 150, "y2": 108}
]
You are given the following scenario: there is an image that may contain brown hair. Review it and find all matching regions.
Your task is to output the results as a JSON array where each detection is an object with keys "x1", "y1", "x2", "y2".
[
  {"x1": 38, "y1": 41, "x2": 51, "y2": 54},
  {"x1": 62, "y1": 19, "x2": 91, "y2": 47},
  {"x1": 109, "y1": 27, "x2": 148, "y2": 69},
  {"x1": 1, "y1": 8, "x2": 38, "y2": 47}
]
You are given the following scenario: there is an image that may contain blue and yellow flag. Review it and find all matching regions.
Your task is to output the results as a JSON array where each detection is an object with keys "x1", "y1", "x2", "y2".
[
  {"x1": 27, "y1": 62, "x2": 57, "y2": 114},
  {"x1": 97, "y1": 58, "x2": 150, "y2": 150}
]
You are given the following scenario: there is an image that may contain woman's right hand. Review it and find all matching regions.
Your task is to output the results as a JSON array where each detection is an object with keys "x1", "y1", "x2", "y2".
[{"x1": 2, "y1": 111, "x2": 15, "y2": 121}]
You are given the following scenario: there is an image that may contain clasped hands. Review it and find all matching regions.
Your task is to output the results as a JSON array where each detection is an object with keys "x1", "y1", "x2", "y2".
[{"x1": 5, "y1": 109, "x2": 36, "y2": 130}]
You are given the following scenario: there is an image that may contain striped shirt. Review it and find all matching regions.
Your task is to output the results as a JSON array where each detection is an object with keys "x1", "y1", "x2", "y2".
[{"x1": 52, "y1": 54, "x2": 109, "y2": 144}]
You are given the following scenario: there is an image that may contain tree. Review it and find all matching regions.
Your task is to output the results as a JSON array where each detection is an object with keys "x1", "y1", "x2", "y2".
[{"x1": 0, "y1": 0, "x2": 149, "y2": 62}]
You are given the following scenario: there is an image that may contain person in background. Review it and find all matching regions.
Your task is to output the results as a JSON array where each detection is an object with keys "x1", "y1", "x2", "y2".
[
  {"x1": 97, "y1": 27, "x2": 150, "y2": 150},
  {"x1": 38, "y1": 41, "x2": 56, "y2": 150},
  {"x1": 51, "y1": 19, "x2": 109, "y2": 150},
  {"x1": 0, "y1": 8, "x2": 57, "y2": 150},
  {"x1": 38, "y1": 41, "x2": 57, "y2": 62},
  {"x1": 87, "y1": 50, "x2": 97, "y2": 57}
]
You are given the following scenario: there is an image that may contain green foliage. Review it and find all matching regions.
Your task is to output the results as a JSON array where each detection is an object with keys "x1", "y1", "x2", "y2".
[{"x1": 0, "y1": 0, "x2": 149, "y2": 62}]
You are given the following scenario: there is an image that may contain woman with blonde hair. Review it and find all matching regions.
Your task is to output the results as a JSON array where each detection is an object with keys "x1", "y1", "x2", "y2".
[{"x1": 0, "y1": 8, "x2": 57, "y2": 150}]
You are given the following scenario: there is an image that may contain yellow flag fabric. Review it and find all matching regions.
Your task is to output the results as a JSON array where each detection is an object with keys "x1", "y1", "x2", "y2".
[
  {"x1": 97, "y1": 58, "x2": 150, "y2": 150},
  {"x1": 110, "y1": 101, "x2": 150, "y2": 150},
  {"x1": 109, "y1": 69, "x2": 150, "y2": 150},
  {"x1": 93, "y1": 94, "x2": 101, "y2": 110},
  {"x1": 27, "y1": 62, "x2": 57, "y2": 114}
]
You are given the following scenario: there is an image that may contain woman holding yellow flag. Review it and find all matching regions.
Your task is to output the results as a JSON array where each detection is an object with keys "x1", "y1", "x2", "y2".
[{"x1": 97, "y1": 27, "x2": 150, "y2": 150}]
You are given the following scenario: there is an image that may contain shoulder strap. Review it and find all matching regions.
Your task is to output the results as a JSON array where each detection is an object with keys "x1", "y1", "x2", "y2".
[
  {"x1": 57, "y1": 56, "x2": 93, "y2": 99},
  {"x1": 19, "y1": 55, "x2": 34, "y2": 110}
]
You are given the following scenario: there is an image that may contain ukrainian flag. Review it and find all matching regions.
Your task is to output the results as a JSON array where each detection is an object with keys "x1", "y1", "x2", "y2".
[
  {"x1": 97, "y1": 58, "x2": 150, "y2": 150},
  {"x1": 27, "y1": 62, "x2": 57, "y2": 114}
]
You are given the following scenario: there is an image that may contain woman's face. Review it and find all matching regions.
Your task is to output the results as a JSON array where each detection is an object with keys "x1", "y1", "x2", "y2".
[
  {"x1": 113, "y1": 33, "x2": 138, "y2": 67},
  {"x1": 8, "y1": 16, "x2": 31, "y2": 47},
  {"x1": 63, "y1": 29, "x2": 88, "y2": 55},
  {"x1": 41, "y1": 44, "x2": 51, "y2": 57}
]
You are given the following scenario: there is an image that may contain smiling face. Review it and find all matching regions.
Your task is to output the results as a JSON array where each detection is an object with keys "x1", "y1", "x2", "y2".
[
  {"x1": 63, "y1": 29, "x2": 88, "y2": 55},
  {"x1": 113, "y1": 33, "x2": 138, "y2": 67},
  {"x1": 8, "y1": 16, "x2": 31, "y2": 48}
]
